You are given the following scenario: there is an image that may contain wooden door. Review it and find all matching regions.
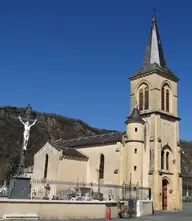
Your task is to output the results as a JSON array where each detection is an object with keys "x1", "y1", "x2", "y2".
[{"x1": 162, "y1": 181, "x2": 168, "y2": 210}]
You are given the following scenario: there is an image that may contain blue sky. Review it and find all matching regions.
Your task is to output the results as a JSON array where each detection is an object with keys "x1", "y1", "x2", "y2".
[{"x1": 0, "y1": 1, "x2": 191, "y2": 140}]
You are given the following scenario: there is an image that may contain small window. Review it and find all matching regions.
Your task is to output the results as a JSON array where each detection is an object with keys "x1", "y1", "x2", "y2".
[
  {"x1": 115, "y1": 147, "x2": 120, "y2": 152},
  {"x1": 99, "y1": 154, "x2": 105, "y2": 179},
  {"x1": 135, "y1": 127, "x2": 138, "y2": 132},
  {"x1": 134, "y1": 166, "x2": 137, "y2": 171},
  {"x1": 161, "y1": 150, "x2": 164, "y2": 170},
  {"x1": 166, "y1": 89, "x2": 169, "y2": 112},
  {"x1": 139, "y1": 89, "x2": 144, "y2": 111},
  {"x1": 44, "y1": 154, "x2": 49, "y2": 179},
  {"x1": 161, "y1": 88, "x2": 165, "y2": 111},
  {"x1": 144, "y1": 87, "x2": 149, "y2": 110},
  {"x1": 134, "y1": 149, "x2": 137, "y2": 153},
  {"x1": 166, "y1": 152, "x2": 169, "y2": 170}
]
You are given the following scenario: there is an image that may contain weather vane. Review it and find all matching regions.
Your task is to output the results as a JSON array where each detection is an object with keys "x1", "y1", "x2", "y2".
[{"x1": 153, "y1": 8, "x2": 157, "y2": 15}]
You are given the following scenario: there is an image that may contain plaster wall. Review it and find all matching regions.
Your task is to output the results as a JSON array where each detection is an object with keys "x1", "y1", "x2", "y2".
[
  {"x1": 0, "y1": 199, "x2": 118, "y2": 219},
  {"x1": 58, "y1": 158, "x2": 87, "y2": 183},
  {"x1": 130, "y1": 74, "x2": 178, "y2": 116},
  {"x1": 79, "y1": 143, "x2": 121, "y2": 185}
]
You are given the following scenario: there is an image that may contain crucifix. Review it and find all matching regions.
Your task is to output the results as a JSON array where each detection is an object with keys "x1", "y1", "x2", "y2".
[
  {"x1": 19, "y1": 104, "x2": 37, "y2": 152},
  {"x1": 17, "y1": 104, "x2": 37, "y2": 175}
]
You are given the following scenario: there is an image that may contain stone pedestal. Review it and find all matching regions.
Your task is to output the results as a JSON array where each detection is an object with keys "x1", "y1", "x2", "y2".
[{"x1": 8, "y1": 175, "x2": 31, "y2": 199}]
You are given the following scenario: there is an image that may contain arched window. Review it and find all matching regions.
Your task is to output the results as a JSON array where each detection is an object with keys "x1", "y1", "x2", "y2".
[
  {"x1": 166, "y1": 89, "x2": 169, "y2": 112},
  {"x1": 139, "y1": 89, "x2": 143, "y2": 111},
  {"x1": 44, "y1": 154, "x2": 49, "y2": 179},
  {"x1": 149, "y1": 149, "x2": 152, "y2": 169},
  {"x1": 161, "y1": 150, "x2": 164, "y2": 170},
  {"x1": 99, "y1": 154, "x2": 105, "y2": 179},
  {"x1": 166, "y1": 152, "x2": 169, "y2": 170},
  {"x1": 161, "y1": 88, "x2": 165, "y2": 110},
  {"x1": 144, "y1": 88, "x2": 149, "y2": 110}
]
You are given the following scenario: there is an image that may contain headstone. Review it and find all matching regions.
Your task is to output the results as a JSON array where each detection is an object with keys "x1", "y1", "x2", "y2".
[{"x1": 43, "y1": 184, "x2": 51, "y2": 200}]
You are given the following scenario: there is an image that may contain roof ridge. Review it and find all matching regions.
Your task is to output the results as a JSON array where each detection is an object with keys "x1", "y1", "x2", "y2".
[{"x1": 62, "y1": 131, "x2": 122, "y2": 143}]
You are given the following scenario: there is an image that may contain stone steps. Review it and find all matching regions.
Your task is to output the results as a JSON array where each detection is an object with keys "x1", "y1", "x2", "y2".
[{"x1": 2, "y1": 213, "x2": 39, "y2": 220}]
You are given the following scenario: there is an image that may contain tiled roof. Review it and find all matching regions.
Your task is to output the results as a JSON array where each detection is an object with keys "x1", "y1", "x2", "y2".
[
  {"x1": 58, "y1": 145, "x2": 88, "y2": 158},
  {"x1": 50, "y1": 132, "x2": 122, "y2": 159},
  {"x1": 126, "y1": 106, "x2": 145, "y2": 124},
  {"x1": 130, "y1": 63, "x2": 179, "y2": 82},
  {"x1": 54, "y1": 132, "x2": 122, "y2": 149}
]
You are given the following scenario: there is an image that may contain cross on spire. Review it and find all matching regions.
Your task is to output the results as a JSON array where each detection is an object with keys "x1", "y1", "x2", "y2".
[{"x1": 153, "y1": 8, "x2": 156, "y2": 16}]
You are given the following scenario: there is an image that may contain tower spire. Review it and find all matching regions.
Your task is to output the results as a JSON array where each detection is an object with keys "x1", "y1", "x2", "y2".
[
  {"x1": 143, "y1": 12, "x2": 166, "y2": 68},
  {"x1": 129, "y1": 12, "x2": 179, "y2": 82}
]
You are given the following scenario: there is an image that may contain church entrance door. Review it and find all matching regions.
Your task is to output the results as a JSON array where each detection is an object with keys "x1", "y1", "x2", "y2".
[{"x1": 162, "y1": 179, "x2": 168, "y2": 210}]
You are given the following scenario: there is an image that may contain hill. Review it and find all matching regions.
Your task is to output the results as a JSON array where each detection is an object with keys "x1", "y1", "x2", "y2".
[
  {"x1": 0, "y1": 106, "x2": 192, "y2": 192},
  {"x1": 181, "y1": 140, "x2": 192, "y2": 192},
  {"x1": 0, "y1": 106, "x2": 114, "y2": 180}
]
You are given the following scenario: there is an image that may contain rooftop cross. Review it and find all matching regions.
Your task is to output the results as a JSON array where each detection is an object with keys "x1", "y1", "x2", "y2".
[{"x1": 153, "y1": 8, "x2": 156, "y2": 16}]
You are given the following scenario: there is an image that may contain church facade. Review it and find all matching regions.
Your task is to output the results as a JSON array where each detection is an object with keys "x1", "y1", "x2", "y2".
[{"x1": 32, "y1": 15, "x2": 182, "y2": 211}]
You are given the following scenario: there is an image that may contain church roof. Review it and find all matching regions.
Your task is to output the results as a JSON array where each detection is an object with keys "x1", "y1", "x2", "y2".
[
  {"x1": 129, "y1": 14, "x2": 179, "y2": 82},
  {"x1": 52, "y1": 142, "x2": 88, "y2": 158},
  {"x1": 54, "y1": 132, "x2": 122, "y2": 149},
  {"x1": 62, "y1": 147, "x2": 88, "y2": 158},
  {"x1": 126, "y1": 106, "x2": 145, "y2": 124}
]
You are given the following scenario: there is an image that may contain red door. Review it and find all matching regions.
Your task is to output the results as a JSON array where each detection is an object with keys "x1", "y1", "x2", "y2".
[{"x1": 162, "y1": 180, "x2": 168, "y2": 210}]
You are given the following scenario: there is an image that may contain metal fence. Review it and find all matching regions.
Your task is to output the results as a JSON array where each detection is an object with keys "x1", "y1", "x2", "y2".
[{"x1": 30, "y1": 179, "x2": 151, "y2": 201}]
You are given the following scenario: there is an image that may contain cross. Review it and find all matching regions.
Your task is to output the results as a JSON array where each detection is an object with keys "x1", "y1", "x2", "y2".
[
  {"x1": 153, "y1": 8, "x2": 157, "y2": 16},
  {"x1": 26, "y1": 104, "x2": 32, "y2": 122}
]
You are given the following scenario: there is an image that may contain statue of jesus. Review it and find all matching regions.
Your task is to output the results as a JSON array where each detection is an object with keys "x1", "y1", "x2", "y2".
[{"x1": 19, "y1": 116, "x2": 37, "y2": 151}]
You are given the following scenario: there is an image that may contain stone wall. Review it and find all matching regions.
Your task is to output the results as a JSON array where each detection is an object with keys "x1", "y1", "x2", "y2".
[
  {"x1": 0, "y1": 199, "x2": 118, "y2": 219},
  {"x1": 136, "y1": 200, "x2": 153, "y2": 217}
]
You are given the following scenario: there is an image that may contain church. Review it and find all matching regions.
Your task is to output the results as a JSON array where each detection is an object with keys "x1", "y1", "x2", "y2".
[{"x1": 32, "y1": 14, "x2": 183, "y2": 211}]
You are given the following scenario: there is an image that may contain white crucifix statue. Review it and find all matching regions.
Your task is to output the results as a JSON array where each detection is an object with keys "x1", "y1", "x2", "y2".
[{"x1": 19, "y1": 104, "x2": 37, "y2": 151}]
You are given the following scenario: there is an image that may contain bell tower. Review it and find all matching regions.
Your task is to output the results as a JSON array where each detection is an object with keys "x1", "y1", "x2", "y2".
[{"x1": 128, "y1": 14, "x2": 182, "y2": 210}]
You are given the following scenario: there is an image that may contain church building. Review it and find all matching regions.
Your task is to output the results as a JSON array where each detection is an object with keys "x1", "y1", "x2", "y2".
[{"x1": 32, "y1": 14, "x2": 183, "y2": 211}]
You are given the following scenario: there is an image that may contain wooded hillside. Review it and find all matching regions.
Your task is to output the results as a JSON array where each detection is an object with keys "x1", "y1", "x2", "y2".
[
  {"x1": 0, "y1": 106, "x2": 113, "y2": 180},
  {"x1": 0, "y1": 106, "x2": 191, "y2": 188}
]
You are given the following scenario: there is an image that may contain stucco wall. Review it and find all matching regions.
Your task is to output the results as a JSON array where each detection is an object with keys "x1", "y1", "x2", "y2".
[
  {"x1": 125, "y1": 142, "x2": 144, "y2": 186},
  {"x1": 136, "y1": 200, "x2": 153, "y2": 217},
  {"x1": 33, "y1": 143, "x2": 60, "y2": 181},
  {"x1": 129, "y1": 72, "x2": 182, "y2": 211},
  {"x1": 130, "y1": 74, "x2": 178, "y2": 116},
  {"x1": 78, "y1": 143, "x2": 121, "y2": 184},
  {"x1": 126, "y1": 122, "x2": 144, "y2": 141},
  {"x1": 0, "y1": 199, "x2": 118, "y2": 219},
  {"x1": 58, "y1": 158, "x2": 87, "y2": 182},
  {"x1": 0, "y1": 199, "x2": 154, "y2": 219}
]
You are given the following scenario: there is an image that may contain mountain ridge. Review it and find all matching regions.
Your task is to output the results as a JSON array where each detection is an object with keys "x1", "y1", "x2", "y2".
[
  {"x1": 0, "y1": 106, "x2": 116, "y2": 180},
  {"x1": 0, "y1": 106, "x2": 191, "y2": 193}
]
